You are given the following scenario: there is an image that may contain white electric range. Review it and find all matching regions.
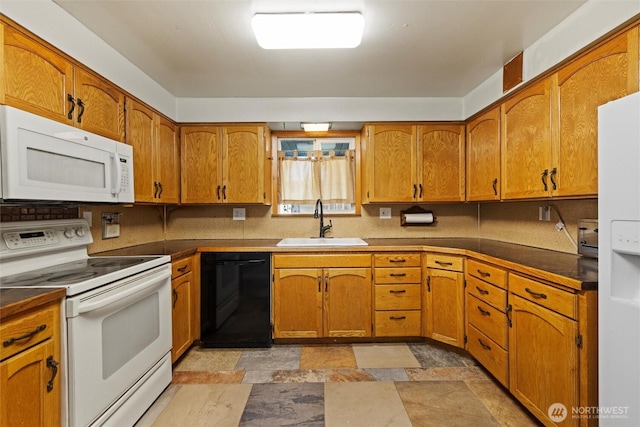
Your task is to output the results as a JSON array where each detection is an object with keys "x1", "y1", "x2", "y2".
[{"x1": 0, "y1": 219, "x2": 172, "y2": 427}]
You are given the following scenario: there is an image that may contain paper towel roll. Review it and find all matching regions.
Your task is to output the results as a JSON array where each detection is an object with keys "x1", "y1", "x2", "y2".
[{"x1": 403, "y1": 212, "x2": 434, "y2": 224}]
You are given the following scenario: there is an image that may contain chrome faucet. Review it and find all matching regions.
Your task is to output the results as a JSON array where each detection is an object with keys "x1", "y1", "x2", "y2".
[{"x1": 313, "y1": 199, "x2": 332, "y2": 238}]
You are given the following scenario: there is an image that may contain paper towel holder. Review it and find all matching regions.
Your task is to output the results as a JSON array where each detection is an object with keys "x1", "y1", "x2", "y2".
[{"x1": 400, "y1": 206, "x2": 436, "y2": 226}]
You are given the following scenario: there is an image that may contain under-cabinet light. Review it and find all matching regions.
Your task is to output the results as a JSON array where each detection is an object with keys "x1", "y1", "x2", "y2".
[
  {"x1": 301, "y1": 122, "x2": 332, "y2": 132},
  {"x1": 251, "y1": 12, "x2": 364, "y2": 49}
]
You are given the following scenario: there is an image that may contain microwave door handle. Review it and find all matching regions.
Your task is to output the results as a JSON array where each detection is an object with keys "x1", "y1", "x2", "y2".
[{"x1": 111, "y1": 153, "x2": 122, "y2": 196}]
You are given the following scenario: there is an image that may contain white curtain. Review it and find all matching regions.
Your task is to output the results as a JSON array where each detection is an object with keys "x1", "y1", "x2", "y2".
[{"x1": 279, "y1": 150, "x2": 355, "y2": 204}]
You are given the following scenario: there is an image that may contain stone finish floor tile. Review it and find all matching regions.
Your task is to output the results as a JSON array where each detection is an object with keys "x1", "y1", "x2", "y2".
[
  {"x1": 396, "y1": 381, "x2": 501, "y2": 427},
  {"x1": 365, "y1": 367, "x2": 410, "y2": 382},
  {"x1": 150, "y1": 384, "x2": 252, "y2": 427},
  {"x1": 324, "y1": 381, "x2": 413, "y2": 427},
  {"x1": 408, "y1": 342, "x2": 477, "y2": 367},
  {"x1": 242, "y1": 369, "x2": 326, "y2": 384},
  {"x1": 405, "y1": 366, "x2": 491, "y2": 381},
  {"x1": 326, "y1": 368, "x2": 377, "y2": 382},
  {"x1": 234, "y1": 345, "x2": 301, "y2": 371},
  {"x1": 465, "y1": 379, "x2": 542, "y2": 427},
  {"x1": 299, "y1": 344, "x2": 357, "y2": 369},
  {"x1": 352, "y1": 343, "x2": 421, "y2": 368},
  {"x1": 171, "y1": 370, "x2": 245, "y2": 384},
  {"x1": 239, "y1": 383, "x2": 324, "y2": 427},
  {"x1": 135, "y1": 384, "x2": 181, "y2": 427},
  {"x1": 173, "y1": 346, "x2": 243, "y2": 371}
]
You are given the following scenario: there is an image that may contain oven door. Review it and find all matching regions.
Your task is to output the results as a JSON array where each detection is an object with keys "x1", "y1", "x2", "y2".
[{"x1": 65, "y1": 264, "x2": 171, "y2": 427}]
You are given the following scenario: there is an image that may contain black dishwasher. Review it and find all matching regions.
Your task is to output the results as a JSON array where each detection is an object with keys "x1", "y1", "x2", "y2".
[{"x1": 200, "y1": 252, "x2": 272, "y2": 347}]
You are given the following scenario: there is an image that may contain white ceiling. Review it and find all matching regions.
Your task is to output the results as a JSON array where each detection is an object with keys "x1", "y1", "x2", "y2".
[{"x1": 53, "y1": 0, "x2": 587, "y2": 99}]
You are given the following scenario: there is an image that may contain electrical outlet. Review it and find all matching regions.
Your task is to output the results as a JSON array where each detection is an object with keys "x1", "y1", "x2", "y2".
[
  {"x1": 539, "y1": 205, "x2": 550, "y2": 221},
  {"x1": 82, "y1": 211, "x2": 92, "y2": 227},
  {"x1": 380, "y1": 207, "x2": 391, "y2": 219},
  {"x1": 233, "y1": 208, "x2": 246, "y2": 221}
]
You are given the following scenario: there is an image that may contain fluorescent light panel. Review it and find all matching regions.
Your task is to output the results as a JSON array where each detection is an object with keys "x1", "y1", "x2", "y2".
[
  {"x1": 302, "y1": 122, "x2": 331, "y2": 132},
  {"x1": 252, "y1": 12, "x2": 364, "y2": 49}
]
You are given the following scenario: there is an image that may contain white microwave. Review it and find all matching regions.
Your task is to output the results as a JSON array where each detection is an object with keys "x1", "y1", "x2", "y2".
[{"x1": 0, "y1": 105, "x2": 134, "y2": 203}]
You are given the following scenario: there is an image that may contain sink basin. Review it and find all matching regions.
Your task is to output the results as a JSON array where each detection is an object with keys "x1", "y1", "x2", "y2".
[{"x1": 276, "y1": 237, "x2": 369, "y2": 247}]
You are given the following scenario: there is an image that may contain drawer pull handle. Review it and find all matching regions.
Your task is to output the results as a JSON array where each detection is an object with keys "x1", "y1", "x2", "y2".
[
  {"x1": 477, "y1": 269, "x2": 491, "y2": 278},
  {"x1": 3, "y1": 324, "x2": 47, "y2": 347},
  {"x1": 435, "y1": 260, "x2": 453, "y2": 266},
  {"x1": 477, "y1": 306, "x2": 491, "y2": 316},
  {"x1": 46, "y1": 356, "x2": 59, "y2": 392},
  {"x1": 317, "y1": 277, "x2": 322, "y2": 292},
  {"x1": 177, "y1": 265, "x2": 188, "y2": 272},
  {"x1": 478, "y1": 338, "x2": 492, "y2": 351},
  {"x1": 389, "y1": 316, "x2": 406, "y2": 320},
  {"x1": 389, "y1": 289, "x2": 407, "y2": 294},
  {"x1": 525, "y1": 287, "x2": 548, "y2": 299},
  {"x1": 389, "y1": 259, "x2": 406, "y2": 263},
  {"x1": 475, "y1": 286, "x2": 489, "y2": 295},
  {"x1": 389, "y1": 273, "x2": 406, "y2": 277}
]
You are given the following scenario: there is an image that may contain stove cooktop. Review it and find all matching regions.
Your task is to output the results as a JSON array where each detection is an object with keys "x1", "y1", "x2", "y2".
[{"x1": 0, "y1": 255, "x2": 170, "y2": 296}]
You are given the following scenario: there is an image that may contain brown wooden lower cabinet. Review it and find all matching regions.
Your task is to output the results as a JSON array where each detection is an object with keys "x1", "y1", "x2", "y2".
[
  {"x1": 272, "y1": 254, "x2": 372, "y2": 339},
  {"x1": 171, "y1": 254, "x2": 200, "y2": 363},
  {"x1": 0, "y1": 301, "x2": 62, "y2": 427}
]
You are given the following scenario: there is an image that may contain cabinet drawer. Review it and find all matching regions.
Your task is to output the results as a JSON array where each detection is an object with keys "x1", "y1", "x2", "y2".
[
  {"x1": 466, "y1": 276, "x2": 507, "y2": 311},
  {"x1": 425, "y1": 254, "x2": 464, "y2": 272},
  {"x1": 0, "y1": 303, "x2": 57, "y2": 361},
  {"x1": 467, "y1": 324, "x2": 508, "y2": 388},
  {"x1": 374, "y1": 268, "x2": 421, "y2": 284},
  {"x1": 374, "y1": 311, "x2": 421, "y2": 337},
  {"x1": 172, "y1": 256, "x2": 193, "y2": 279},
  {"x1": 375, "y1": 285, "x2": 421, "y2": 310},
  {"x1": 467, "y1": 259, "x2": 507, "y2": 289},
  {"x1": 467, "y1": 294, "x2": 507, "y2": 348},
  {"x1": 374, "y1": 253, "x2": 421, "y2": 268},
  {"x1": 509, "y1": 273, "x2": 577, "y2": 319}
]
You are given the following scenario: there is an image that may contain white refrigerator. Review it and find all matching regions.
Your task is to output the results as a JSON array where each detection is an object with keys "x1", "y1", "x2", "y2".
[{"x1": 598, "y1": 91, "x2": 640, "y2": 426}]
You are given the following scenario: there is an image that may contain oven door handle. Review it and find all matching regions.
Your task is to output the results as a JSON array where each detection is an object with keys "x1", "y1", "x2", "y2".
[{"x1": 68, "y1": 268, "x2": 170, "y2": 317}]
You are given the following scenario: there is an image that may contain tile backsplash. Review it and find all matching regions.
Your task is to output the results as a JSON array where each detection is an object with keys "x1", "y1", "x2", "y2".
[{"x1": 81, "y1": 199, "x2": 597, "y2": 255}]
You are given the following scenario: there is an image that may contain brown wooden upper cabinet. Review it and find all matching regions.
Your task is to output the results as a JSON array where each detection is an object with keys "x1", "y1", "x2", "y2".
[
  {"x1": 126, "y1": 99, "x2": 180, "y2": 204},
  {"x1": 466, "y1": 107, "x2": 501, "y2": 201},
  {"x1": 362, "y1": 123, "x2": 465, "y2": 203},
  {"x1": 180, "y1": 125, "x2": 270, "y2": 204},
  {"x1": 554, "y1": 26, "x2": 639, "y2": 198},
  {"x1": 1, "y1": 20, "x2": 125, "y2": 142},
  {"x1": 502, "y1": 26, "x2": 639, "y2": 200}
]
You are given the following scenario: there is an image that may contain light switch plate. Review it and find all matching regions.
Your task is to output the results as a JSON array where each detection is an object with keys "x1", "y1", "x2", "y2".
[
  {"x1": 380, "y1": 207, "x2": 391, "y2": 219},
  {"x1": 539, "y1": 205, "x2": 550, "y2": 221},
  {"x1": 83, "y1": 211, "x2": 92, "y2": 227},
  {"x1": 233, "y1": 208, "x2": 246, "y2": 221}
]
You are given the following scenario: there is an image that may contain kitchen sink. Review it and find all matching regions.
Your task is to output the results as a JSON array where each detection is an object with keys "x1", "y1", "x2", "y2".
[{"x1": 276, "y1": 237, "x2": 369, "y2": 247}]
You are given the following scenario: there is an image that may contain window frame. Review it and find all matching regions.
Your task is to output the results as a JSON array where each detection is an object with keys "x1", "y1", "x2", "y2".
[{"x1": 271, "y1": 130, "x2": 362, "y2": 217}]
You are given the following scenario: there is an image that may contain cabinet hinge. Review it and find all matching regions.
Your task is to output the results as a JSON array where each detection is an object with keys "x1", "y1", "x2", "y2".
[
  {"x1": 426, "y1": 276, "x2": 431, "y2": 292},
  {"x1": 464, "y1": 335, "x2": 468, "y2": 344},
  {"x1": 506, "y1": 304, "x2": 513, "y2": 327},
  {"x1": 263, "y1": 192, "x2": 266, "y2": 199},
  {"x1": 367, "y1": 191, "x2": 370, "y2": 199},
  {"x1": 463, "y1": 278, "x2": 467, "y2": 288},
  {"x1": 366, "y1": 128, "x2": 369, "y2": 137},
  {"x1": 576, "y1": 334, "x2": 583, "y2": 348}
]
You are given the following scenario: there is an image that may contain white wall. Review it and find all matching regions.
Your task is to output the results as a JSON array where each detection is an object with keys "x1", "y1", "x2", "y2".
[
  {"x1": 464, "y1": 0, "x2": 640, "y2": 117},
  {"x1": 2, "y1": 0, "x2": 639, "y2": 122}
]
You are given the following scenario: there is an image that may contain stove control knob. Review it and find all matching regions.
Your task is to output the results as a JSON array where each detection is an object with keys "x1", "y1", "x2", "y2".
[
  {"x1": 75, "y1": 228, "x2": 86, "y2": 237},
  {"x1": 64, "y1": 228, "x2": 74, "y2": 238}
]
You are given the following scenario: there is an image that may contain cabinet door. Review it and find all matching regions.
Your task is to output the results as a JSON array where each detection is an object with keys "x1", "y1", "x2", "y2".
[
  {"x1": 181, "y1": 126, "x2": 223, "y2": 203},
  {"x1": 126, "y1": 99, "x2": 156, "y2": 203},
  {"x1": 555, "y1": 27, "x2": 639, "y2": 197},
  {"x1": 424, "y1": 268, "x2": 465, "y2": 348},
  {"x1": 501, "y1": 78, "x2": 552, "y2": 199},
  {"x1": 156, "y1": 116, "x2": 180, "y2": 204},
  {"x1": 362, "y1": 124, "x2": 417, "y2": 202},
  {"x1": 509, "y1": 294, "x2": 579, "y2": 426},
  {"x1": 273, "y1": 269, "x2": 323, "y2": 338},
  {"x1": 466, "y1": 107, "x2": 501, "y2": 201},
  {"x1": 1, "y1": 23, "x2": 74, "y2": 124},
  {"x1": 222, "y1": 126, "x2": 266, "y2": 204},
  {"x1": 0, "y1": 340, "x2": 60, "y2": 427},
  {"x1": 417, "y1": 124, "x2": 465, "y2": 201},
  {"x1": 324, "y1": 268, "x2": 372, "y2": 338},
  {"x1": 73, "y1": 67, "x2": 125, "y2": 142},
  {"x1": 171, "y1": 272, "x2": 192, "y2": 363}
]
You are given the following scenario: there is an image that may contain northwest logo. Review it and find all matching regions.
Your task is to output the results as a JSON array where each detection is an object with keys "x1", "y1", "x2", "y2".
[{"x1": 548, "y1": 403, "x2": 568, "y2": 422}]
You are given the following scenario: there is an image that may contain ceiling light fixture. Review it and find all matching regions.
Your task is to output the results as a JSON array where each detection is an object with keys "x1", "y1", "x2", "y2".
[
  {"x1": 251, "y1": 12, "x2": 364, "y2": 49},
  {"x1": 301, "y1": 122, "x2": 332, "y2": 132}
]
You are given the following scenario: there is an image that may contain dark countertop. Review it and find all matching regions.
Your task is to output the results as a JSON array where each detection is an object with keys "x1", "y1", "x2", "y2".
[
  {"x1": 96, "y1": 238, "x2": 598, "y2": 291},
  {"x1": 0, "y1": 288, "x2": 66, "y2": 320}
]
